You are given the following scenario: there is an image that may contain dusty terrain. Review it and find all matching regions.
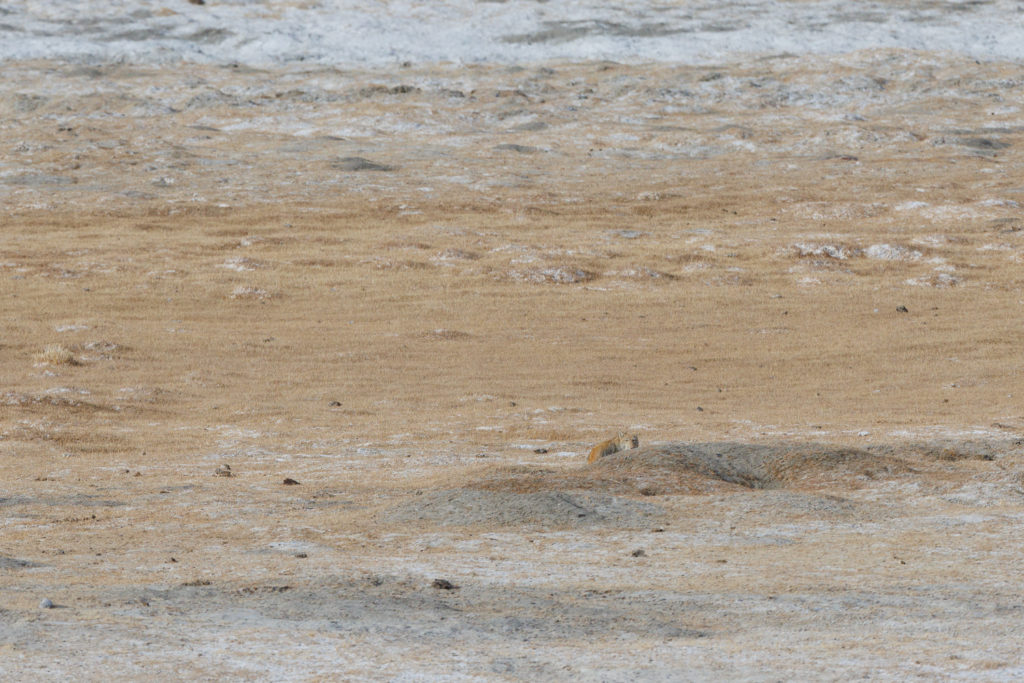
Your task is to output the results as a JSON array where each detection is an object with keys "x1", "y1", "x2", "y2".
[{"x1": 3, "y1": 52, "x2": 1024, "y2": 679}]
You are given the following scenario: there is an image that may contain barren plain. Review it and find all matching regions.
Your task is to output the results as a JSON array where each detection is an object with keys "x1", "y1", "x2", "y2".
[{"x1": 3, "y1": 52, "x2": 1024, "y2": 679}]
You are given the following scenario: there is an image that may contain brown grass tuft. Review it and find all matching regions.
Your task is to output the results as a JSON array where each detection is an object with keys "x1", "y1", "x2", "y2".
[
  {"x1": 35, "y1": 343, "x2": 79, "y2": 366},
  {"x1": 229, "y1": 285, "x2": 273, "y2": 300}
]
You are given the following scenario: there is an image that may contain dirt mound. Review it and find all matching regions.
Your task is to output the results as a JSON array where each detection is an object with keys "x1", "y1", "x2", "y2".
[
  {"x1": 474, "y1": 442, "x2": 913, "y2": 497},
  {"x1": 378, "y1": 489, "x2": 664, "y2": 529},
  {"x1": 594, "y1": 442, "x2": 911, "y2": 489},
  {"x1": 865, "y1": 440, "x2": 1016, "y2": 462},
  {"x1": 0, "y1": 556, "x2": 42, "y2": 570}
]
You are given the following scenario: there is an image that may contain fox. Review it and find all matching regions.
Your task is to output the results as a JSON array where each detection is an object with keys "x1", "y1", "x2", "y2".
[{"x1": 587, "y1": 431, "x2": 639, "y2": 463}]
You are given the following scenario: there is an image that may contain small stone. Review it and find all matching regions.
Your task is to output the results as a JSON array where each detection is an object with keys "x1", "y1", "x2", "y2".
[
  {"x1": 332, "y1": 156, "x2": 394, "y2": 172},
  {"x1": 432, "y1": 578, "x2": 458, "y2": 590},
  {"x1": 328, "y1": 401, "x2": 341, "y2": 407},
  {"x1": 282, "y1": 478, "x2": 300, "y2": 485},
  {"x1": 896, "y1": 305, "x2": 909, "y2": 313},
  {"x1": 214, "y1": 464, "x2": 232, "y2": 477},
  {"x1": 39, "y1": 598, "x2": 54, "y2": 609},
  {"x1": 533, "y1": 448, "x2": 548, "y2": 454},
  {"x1": 294, "y1": 552, "x2": 308, "y2": 559},
  {"x1": 631, "y1": 549, "x2": 646, "y2": 557}
]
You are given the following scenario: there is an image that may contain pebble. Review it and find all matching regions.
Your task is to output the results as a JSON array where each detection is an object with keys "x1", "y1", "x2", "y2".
[{"x1": 39, "y1": 598, "x2": 54, "y2": 609}]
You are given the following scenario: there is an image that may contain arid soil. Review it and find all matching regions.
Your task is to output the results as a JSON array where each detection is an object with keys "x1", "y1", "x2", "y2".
[{"x1": 3, "y1": 53, "x2": 1024, "y2": 679}]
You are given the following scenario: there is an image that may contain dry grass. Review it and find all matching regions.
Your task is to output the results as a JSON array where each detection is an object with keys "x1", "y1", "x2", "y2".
[
  {"x1": 229, "y1": 285, "x2": 273, "y2": 300},
  {"x1": 34, "y1": 343, "x2": 78, "y2": 366}
]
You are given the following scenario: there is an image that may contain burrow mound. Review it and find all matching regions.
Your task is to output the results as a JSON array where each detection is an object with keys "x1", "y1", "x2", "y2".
[
  {"x1": 599, "y1": 442, "x2": 912, "y2": 489},
  {"x1": 478, "y1": 442, "x2": 914, "y2": 496},
  {"x1": 865, "y1": 440, "x2": 1017, "y2": 462},
  {"x1": 378, "y1": 441, "x2": 1007, "y2": 527},
  {"x1": 377, "y1": 489, "x2": 664, "y2": 529}
]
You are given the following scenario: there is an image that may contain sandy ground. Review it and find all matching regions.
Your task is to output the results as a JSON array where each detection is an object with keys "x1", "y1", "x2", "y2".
[{"x1": 3, "y1": 52, "x2": 1024, "y2": 679}]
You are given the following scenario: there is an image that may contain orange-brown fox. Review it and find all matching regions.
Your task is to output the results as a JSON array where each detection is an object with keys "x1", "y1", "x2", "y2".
[{"x1": 587, "y1": 432, "x2": 639, "y2": 463}]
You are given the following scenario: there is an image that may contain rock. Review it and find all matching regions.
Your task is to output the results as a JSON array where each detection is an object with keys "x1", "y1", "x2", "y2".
[
  {"x1": 332, "y1": 157, "x2": 394, "y2": 172},
  {"x1": 282, "y1": 478, "x2": 300, "y2": 485},
  {"x1": 214, "y1": 464, "x2": 232, "y2": 477},
  {"x1": 959, "y1": 137, "x2": 1010, "y2": 151},
  {"x1": 432, "y1": 578, "x2": 458, "y2": 590},
  {"x1": 631, "y1": 548, "x2": 646, "y2": 557},
  {"x1": 39, "y1": 598, "x2": 54, "y2": 609},
  {"x1": 494, "y1": 143, "x2": 539, "y2": 154}
]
